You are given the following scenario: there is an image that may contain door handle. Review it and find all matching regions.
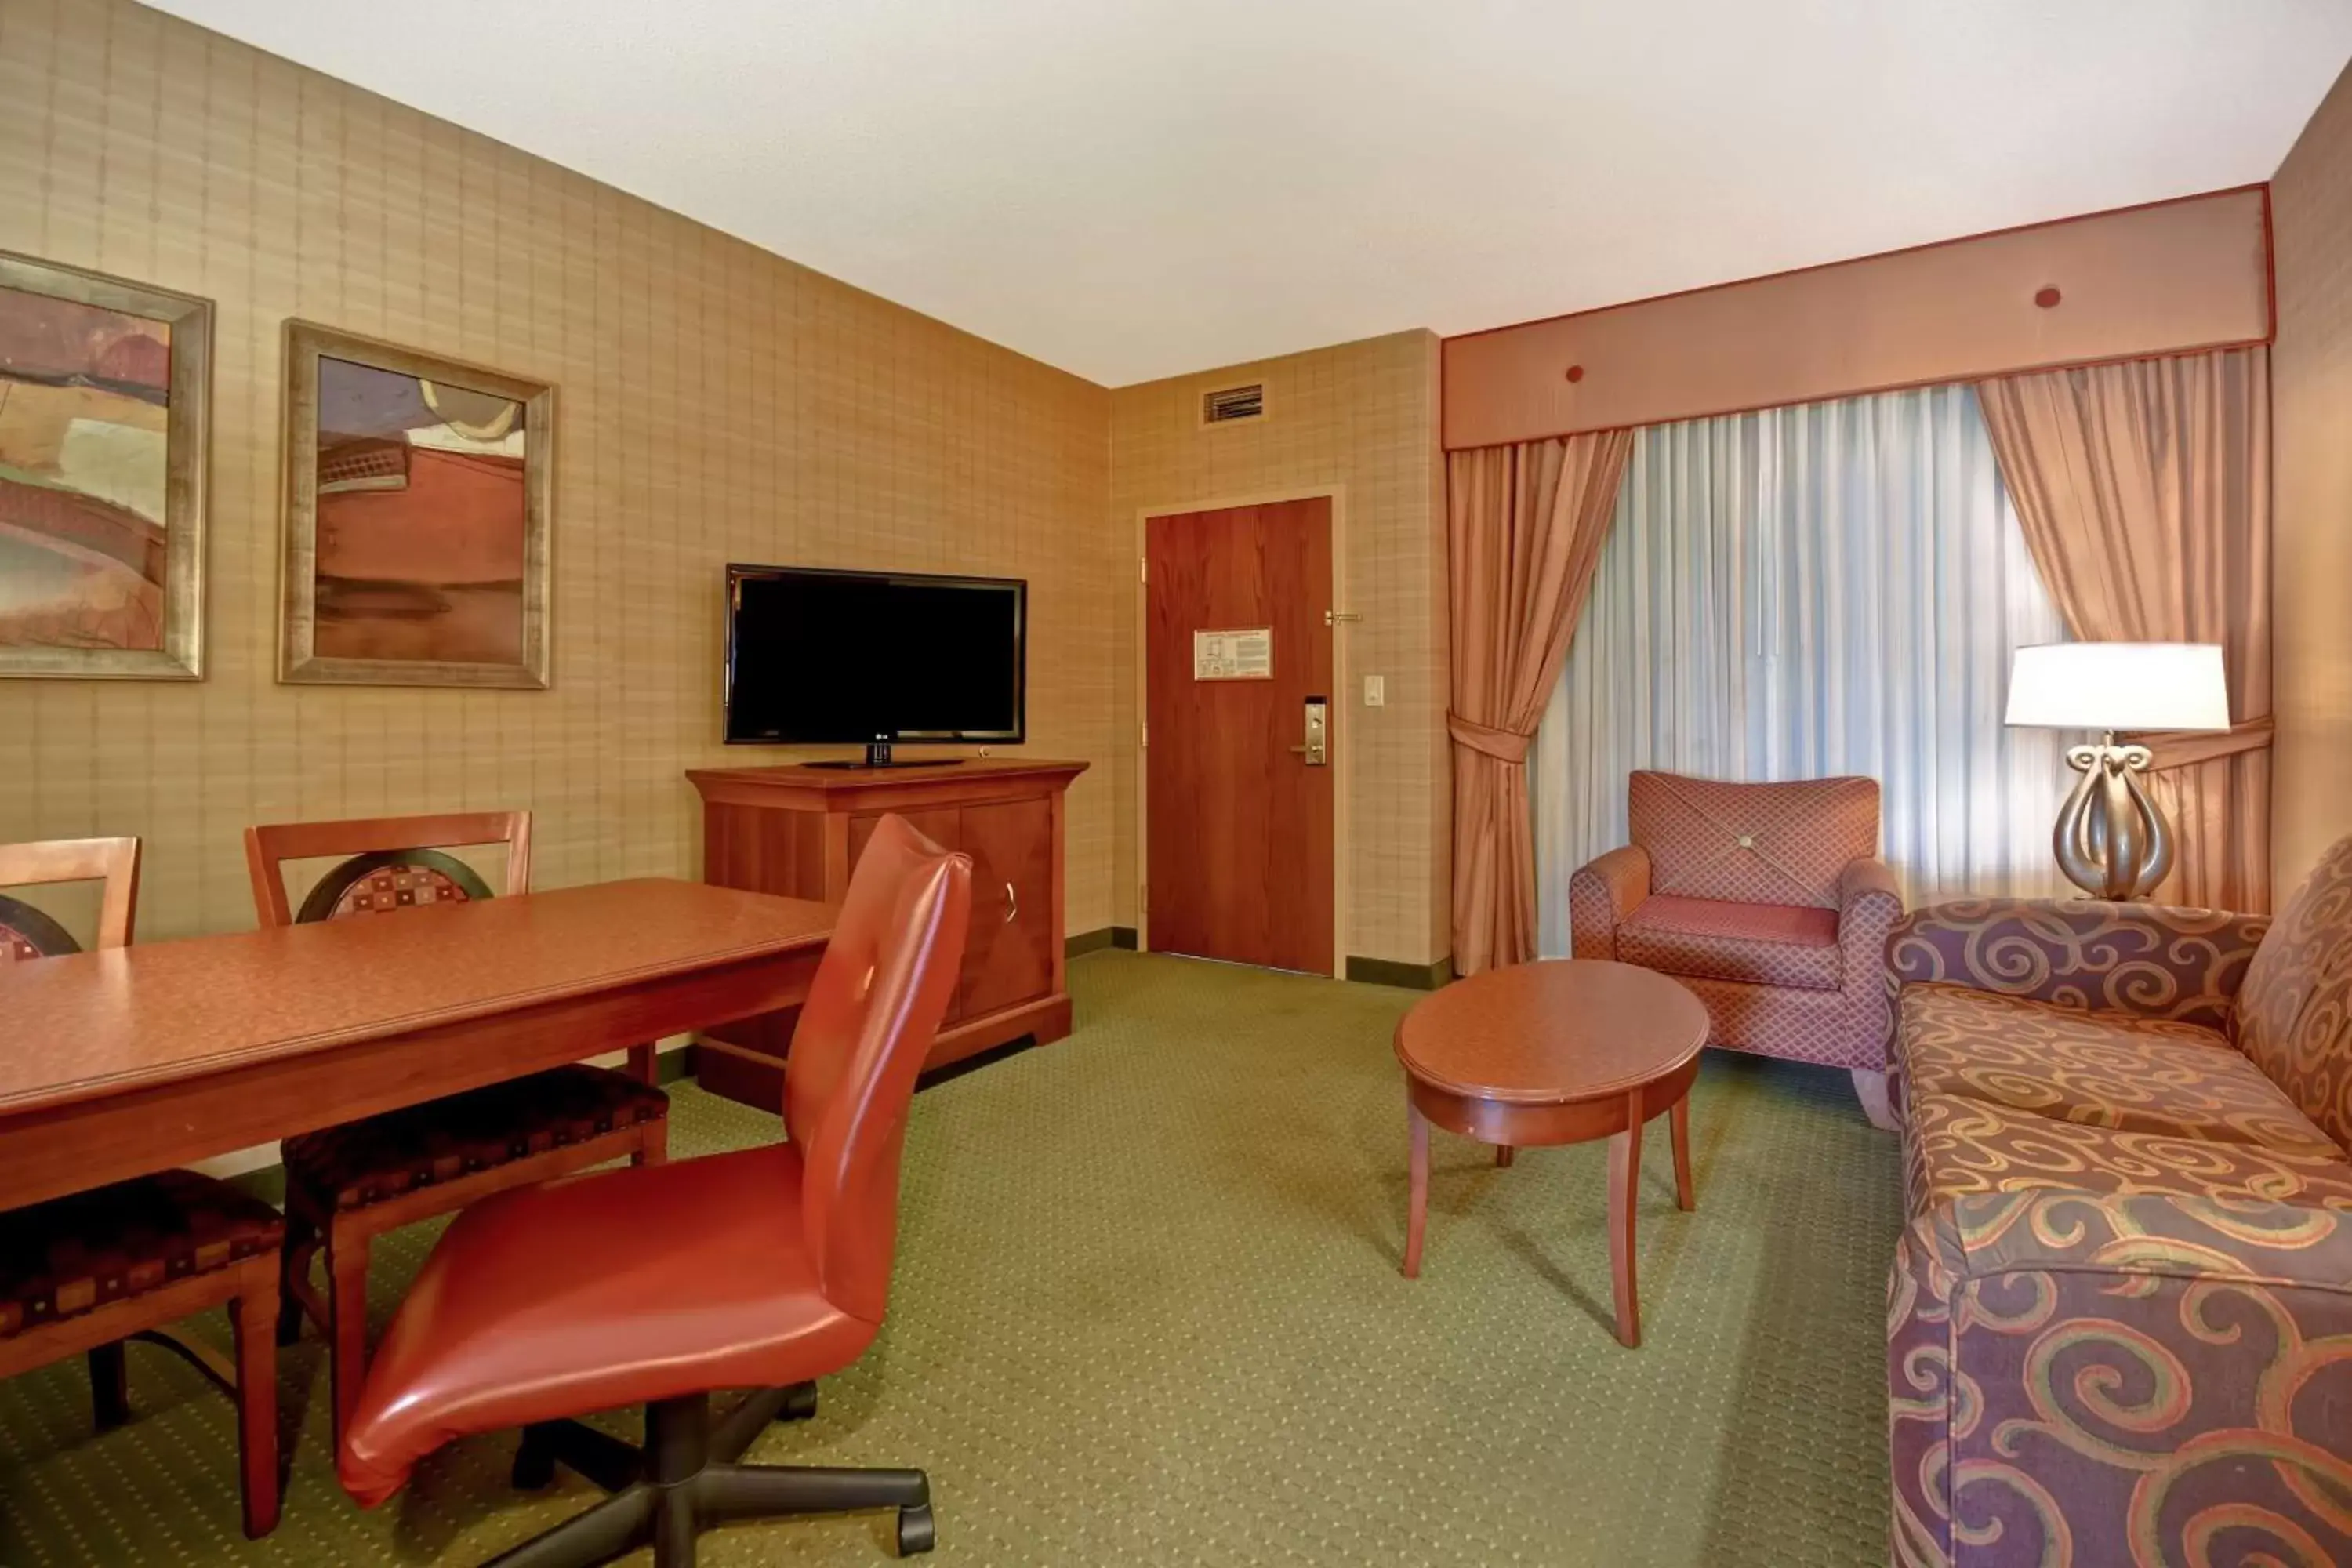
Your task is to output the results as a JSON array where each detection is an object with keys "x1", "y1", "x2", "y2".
[
  {"x1": 1004, "y1": 880, "x2": 1018, "y2": 924},
  {"x1": 1289, "y1": 697, "x2": 1328, "y2": 765}
]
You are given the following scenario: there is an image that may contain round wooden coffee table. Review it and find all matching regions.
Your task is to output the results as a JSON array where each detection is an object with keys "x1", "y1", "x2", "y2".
[{"x1": 1395, "y1": 959, "x2": 1709, "y2": 1348}]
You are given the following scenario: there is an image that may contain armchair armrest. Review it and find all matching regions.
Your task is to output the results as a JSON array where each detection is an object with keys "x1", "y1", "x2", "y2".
[
  {"x1": 1568, "y1": 845, "x2": 1650, "y2": 960},
  {"x1": 1885, "y1": 897, "x2": 2269, "y2": 1030},
  {"x1": 1890, "y1": 1191, "x2": 2352, "y2": 1566},
  {"x1": 1837, "y1": 858, "x2": 1902, "y2": 936},
  {"x1": 1836, "y1": 858, "x2": 1903, "y2": 1065}
]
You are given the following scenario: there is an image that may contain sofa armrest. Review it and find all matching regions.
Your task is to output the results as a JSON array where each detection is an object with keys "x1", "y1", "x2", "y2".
[
  {"x1": 1568, "y1": 845, "x2": 1650, "y2": 960},
  {"x1": 1889, "y1": 1191, "x2": 2352, "y2": 1566},
  {"x1": 1884, "y1": 897, "x2": 2269, "y2": 1031}
]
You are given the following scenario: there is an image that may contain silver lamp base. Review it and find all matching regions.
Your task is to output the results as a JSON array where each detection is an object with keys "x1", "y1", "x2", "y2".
[{"x1": 2052, "y1": 731, "x2": 2176, "y2": 900}]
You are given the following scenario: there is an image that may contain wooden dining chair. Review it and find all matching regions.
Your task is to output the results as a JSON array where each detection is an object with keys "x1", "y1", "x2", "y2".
[
  {"x1": 0, "y1": 836, "x2": 286, "y2": 1537},
  {"x1": 243, "y1": 811, "x2": 669, "y2": 1450}
]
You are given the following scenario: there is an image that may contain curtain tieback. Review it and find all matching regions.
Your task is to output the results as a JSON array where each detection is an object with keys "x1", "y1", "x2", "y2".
[
  {"x1": 2128, "y1": 715, "x2": 2275, "y2": 771},
  {"x1": 1446, "y1": 712, "x2": 1533, "y2": 765}
]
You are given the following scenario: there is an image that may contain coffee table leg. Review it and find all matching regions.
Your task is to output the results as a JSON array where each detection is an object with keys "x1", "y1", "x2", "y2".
[
  {"x1": 1671, "y1": 1091, "x2": 1695, "y2": 1212},
  {"x1": 1608, "y1": 1089, "x2": 1642, "y2": 1348},
  {"x1": 1404, "y1": 1098, "x2": 1429, "y2": 1279}
]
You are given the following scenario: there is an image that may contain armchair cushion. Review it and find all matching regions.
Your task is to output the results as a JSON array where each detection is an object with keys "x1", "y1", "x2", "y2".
[
  {"x1": 1896, "y1": 985, "x2": 2337, "y2": 1155},
  {"x1": 1617, "y1": 895, "x2": 1841, "y2": 990},
  {"x1": 1627, "y1": 771, "x2": 1878, "y2": 909}
]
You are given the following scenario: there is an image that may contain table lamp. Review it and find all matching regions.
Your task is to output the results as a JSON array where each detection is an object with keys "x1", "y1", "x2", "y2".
[{"x1": 2005, "y1": 642, "x2": 2231, "y2": 899}]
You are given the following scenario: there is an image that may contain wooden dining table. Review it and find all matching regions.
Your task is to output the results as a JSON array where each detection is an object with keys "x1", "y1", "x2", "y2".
[{"x1": 0, "y1": 878, "x2": 833, "y2": 1213}]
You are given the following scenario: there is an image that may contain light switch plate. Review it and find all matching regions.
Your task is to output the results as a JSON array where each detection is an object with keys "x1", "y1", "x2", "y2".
[{"x1": 1363, "y1": 675, "x2": 1385, "y2": 706}]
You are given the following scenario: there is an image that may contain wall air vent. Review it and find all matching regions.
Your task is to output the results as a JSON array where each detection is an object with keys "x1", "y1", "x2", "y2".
[{"x1": 1200, "y1": 383, "x2": 1266, "y2": 426}]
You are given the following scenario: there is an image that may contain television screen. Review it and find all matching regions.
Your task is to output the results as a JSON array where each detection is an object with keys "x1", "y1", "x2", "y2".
[{"x1": 724, "y1": 564, "x2": 1026, "y2": 745}]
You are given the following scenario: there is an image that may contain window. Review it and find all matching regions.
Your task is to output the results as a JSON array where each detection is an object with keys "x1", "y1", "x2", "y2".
[{"x1": 1532, "y1": 383, "x2": 2074, "y2": 955}]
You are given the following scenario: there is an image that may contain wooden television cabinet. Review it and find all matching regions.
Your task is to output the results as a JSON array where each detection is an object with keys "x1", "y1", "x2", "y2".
[{"x1": 685, "y1": 757, "x2": 1087, "y2": 1108}]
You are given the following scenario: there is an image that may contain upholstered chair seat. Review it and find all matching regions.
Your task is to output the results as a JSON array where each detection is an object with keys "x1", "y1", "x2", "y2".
[
  {"x1": 1570, "y1": 771, "x2": 1903, "y2": 1124},
  {"x1": 0, "y1": 1169, "x2": 283, "y2": 1338},
  {"x1": 281, "y1": 1065, "x2": 669, "y2": 1213},
  {"x1": 1614, "y1": 895, "x2": 1843, "y2": 991}
]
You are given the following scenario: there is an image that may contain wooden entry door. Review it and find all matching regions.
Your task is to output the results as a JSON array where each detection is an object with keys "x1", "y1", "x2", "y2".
[{"x1": 1145, "y1": 498, "x2": 1334, "y2": 974}]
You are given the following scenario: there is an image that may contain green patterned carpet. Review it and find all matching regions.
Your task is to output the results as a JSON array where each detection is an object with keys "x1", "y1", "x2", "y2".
[{"x1": 0, "y1": 953, "x2": 1904, "y2": 1566}]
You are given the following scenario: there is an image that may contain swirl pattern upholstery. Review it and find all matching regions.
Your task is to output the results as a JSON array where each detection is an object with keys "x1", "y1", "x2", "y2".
[
  {"x1": 1889, "y1": 1194, "x2": 2352, "y2": 1568},
  {"x1": 2233, "y1": 834, "x2": 2352, "y2": 1152},
  {"x1": 1570, "y1": 774, "x2": 1901, "y2": 1083},
  {"x1": 1886, "y1": 837, "x2": 2352, "y2": 1566},
  {"x1": 1898, "y1": 987, "x2": 2339, "y2": 1156},
  {"x1": 1886, "y1": 898, "x2": 2270, "y2": 1033}
]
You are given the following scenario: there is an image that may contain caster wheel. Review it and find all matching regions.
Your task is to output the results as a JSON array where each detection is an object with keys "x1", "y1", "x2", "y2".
[
  {"x1": 896, "y1": 1503, "x2": 935, "y2": 1556},
  {"x1": 511, "y1": 1434, "x2": 557, "y2": 1490},
  {"x1": 779, "y1": 1382, "x2": 819, "y2": 1422}
]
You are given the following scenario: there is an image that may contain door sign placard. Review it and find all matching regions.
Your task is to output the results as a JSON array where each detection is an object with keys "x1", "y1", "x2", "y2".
[{"x1": 1193, "y1": 628, "x2": 1272, "y2": 681}]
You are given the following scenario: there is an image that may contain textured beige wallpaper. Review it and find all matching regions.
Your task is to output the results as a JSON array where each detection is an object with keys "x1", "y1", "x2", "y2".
[
  {"x1": 1109, "y1": 332, "x2": 1450, "y2": 967},
  {"x1": 0, "y1": 0, "x2": 1117, "y2": 940},
  {"x1": 2273, "y1": 60, "x2": 2352, "y2": 888}
]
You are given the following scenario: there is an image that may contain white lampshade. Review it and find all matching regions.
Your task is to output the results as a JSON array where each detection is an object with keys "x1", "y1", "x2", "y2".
[{"x1": 2005, "y1": 642, "x2": 2231, "y2": 732}]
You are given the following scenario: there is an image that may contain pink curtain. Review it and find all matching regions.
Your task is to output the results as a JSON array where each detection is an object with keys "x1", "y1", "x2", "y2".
[
  {"x1": 1976, "y1": 347, "x2": 2272, "y2": 911},
  {"x1": 1446, "y1": 430, "x2": 1634, "y2": 973}
]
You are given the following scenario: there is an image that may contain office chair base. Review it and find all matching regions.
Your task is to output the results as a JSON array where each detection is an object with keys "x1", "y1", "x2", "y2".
[{"x1": 494, "y1": 1384, "x2": 931, "y2": 1566}]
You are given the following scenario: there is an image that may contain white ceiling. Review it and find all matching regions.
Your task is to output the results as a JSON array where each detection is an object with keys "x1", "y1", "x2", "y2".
[{"x1": 149, "y1": 1, "x2": 2352, "y2": 387}]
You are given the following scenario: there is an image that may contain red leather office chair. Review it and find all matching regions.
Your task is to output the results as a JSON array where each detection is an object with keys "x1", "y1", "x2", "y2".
[{"x1": 339, "y1": 815, "x2": 972, "y2": 1566}]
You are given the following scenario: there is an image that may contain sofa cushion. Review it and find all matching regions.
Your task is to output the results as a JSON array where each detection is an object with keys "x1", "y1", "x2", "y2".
[
  {"x1": 1896, "y1": 984, "x2": 2343, "y2": 1158},
  {"x1": 1627, "y1": 771, "x2": 1877, "y2": 909},
  {"x1": 2234, "y1": 833, "x2": 2352, "y2": 1152},
  {"x1": 1901, "y1": 1090, "x2": 2352, "y2": 1220},
  {"x1": 1617, "y1": 895, "x2": 1841, "y2": 991}
]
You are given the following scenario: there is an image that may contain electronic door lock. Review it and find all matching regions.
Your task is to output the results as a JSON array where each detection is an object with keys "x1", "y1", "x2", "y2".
[{"x1": 1289, "y1": 696, "x2": 1328, "y2": 765}]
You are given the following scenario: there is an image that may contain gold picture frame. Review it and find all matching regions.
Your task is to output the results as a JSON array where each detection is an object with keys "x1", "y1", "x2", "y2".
[
  {"x1": 0, "y1": 250, "x2": 211, "y2": 680},
  {"x1": 278, "y1": 321, "x2": 552, "y2": 688}
]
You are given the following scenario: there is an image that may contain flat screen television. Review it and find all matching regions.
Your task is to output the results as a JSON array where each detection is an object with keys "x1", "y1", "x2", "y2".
[{"x1": 724, "y1": 563, "x2": 1026, "y2": 764}]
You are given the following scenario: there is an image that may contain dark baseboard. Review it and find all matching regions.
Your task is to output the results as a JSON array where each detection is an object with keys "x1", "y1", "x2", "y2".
[
  {"x1": 1345, "y1": 954, "x2": 1454, "y2": 991},
  {"x1": 1067, "y1": 926, "x2": 1139, "y2": 956}
]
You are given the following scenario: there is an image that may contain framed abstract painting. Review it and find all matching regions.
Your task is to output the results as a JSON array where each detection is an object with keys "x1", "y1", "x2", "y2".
[
  {"x1": 278, "y1": 322, "x2": 552, "y2": 688},
  {"x1": 0, "y1": 251, "x2": 211, "y2": 680}
]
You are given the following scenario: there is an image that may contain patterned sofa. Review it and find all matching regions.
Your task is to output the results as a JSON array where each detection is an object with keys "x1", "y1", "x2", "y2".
[
  {"x1": 1882, "y1": 835, "x2": 2352, "y2": 1567},
  {"x1": 1570, "y1": 771, "x2": 1904, "y2": 1123}
]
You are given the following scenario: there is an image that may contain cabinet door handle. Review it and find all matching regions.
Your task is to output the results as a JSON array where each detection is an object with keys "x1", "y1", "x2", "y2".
[{"x1": 1004, "y1": 880, "x2": 1018, "y2": 924}]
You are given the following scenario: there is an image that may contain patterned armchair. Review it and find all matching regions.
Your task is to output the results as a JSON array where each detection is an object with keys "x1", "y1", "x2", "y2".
[
  {"x1": 1569, "y1": 771, "x2": 1903, "y2": 1123},
  {"x1": 1882, "y1": 836, "x2": 2352, "y2": 1567}
]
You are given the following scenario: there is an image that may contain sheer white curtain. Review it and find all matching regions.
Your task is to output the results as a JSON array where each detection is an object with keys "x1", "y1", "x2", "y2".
[{"x1": 1531, "y1": 383, "x2": 2074, "y2": 956}]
